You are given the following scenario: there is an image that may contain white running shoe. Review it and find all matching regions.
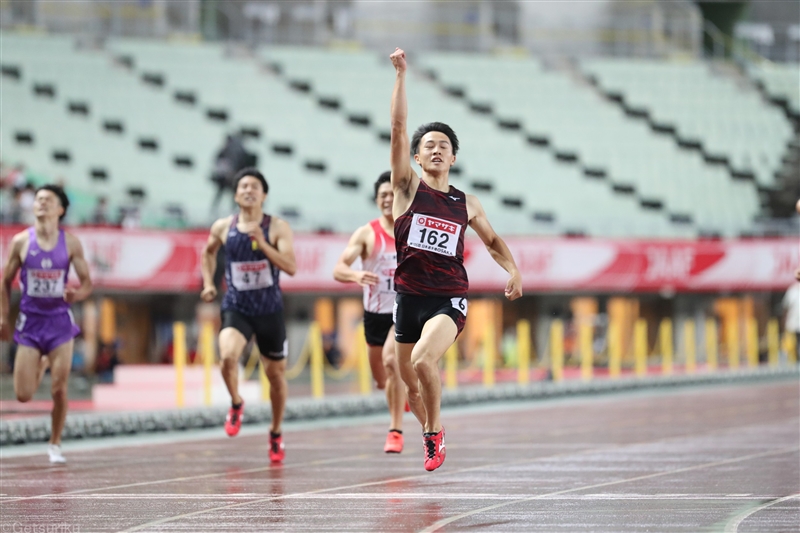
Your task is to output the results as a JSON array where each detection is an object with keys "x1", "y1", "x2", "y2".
[{"x1": 48, "y1": 444, "x2": 66, "y2": 464}]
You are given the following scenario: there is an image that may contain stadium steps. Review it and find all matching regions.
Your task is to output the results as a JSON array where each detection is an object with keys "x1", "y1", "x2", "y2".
[
  {"x1": 258, "y1": 46, "x2": 547, "y2": 236},
  {"x1": 746, "y1": 63, "x2": 800, "y2": 219},
  {"x1": 581, "y1": 58, "x2": 792, "y2": 196},
  {"x1": 417, "y1": 52, "x2": 742, "y2": 238}
]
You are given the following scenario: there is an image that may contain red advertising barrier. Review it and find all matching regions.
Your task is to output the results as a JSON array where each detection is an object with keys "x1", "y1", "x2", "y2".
[{"x1": 1, "y1": 225, "x2": 797, "y2": 293}]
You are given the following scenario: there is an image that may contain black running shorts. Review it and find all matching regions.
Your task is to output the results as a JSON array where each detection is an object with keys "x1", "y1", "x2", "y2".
[
  {"x1": 363, "y1": 311, "x2": 394, "y2": 347},
  {"x1": 221, "y1": 309, "x2": 287, "y2": 360},
  {"x1": 393, "y1": 294, "x2": 467, "y2": 344}
]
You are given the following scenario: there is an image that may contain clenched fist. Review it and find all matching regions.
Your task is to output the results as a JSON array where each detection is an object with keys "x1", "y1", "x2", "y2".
[{"x1": 390, "y1": 48, "x2": 407, "y2": 73}]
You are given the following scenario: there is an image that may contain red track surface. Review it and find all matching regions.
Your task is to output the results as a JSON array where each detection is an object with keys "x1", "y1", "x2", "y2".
[{"x1": 1, "y1": 380, "x2": 798, "y2": 532}]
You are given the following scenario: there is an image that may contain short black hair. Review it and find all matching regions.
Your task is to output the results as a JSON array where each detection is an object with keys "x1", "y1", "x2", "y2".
[
  {"x1": 35, "y1": 184, "x2": 69, "y2": 220},
  {"x1": 410, "y1": 122, "x2": 459, "y2": 156},
  {"x1": 233, "y1": 167, "x2": 268, "y2": 194},
  {"x1": 374, "y1": 171, "x2": 391, "y2": 199}
]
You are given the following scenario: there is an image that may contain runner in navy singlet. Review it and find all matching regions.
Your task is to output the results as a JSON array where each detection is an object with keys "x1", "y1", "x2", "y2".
[
  {"x1": 200, "y1": 168, "x2": 297, "y2": 463},
  {"x1": 1, "y1": 185, "x2": 93, "y2": 463},
  {"x1": 333, "y1": 172, "x2": 407, "y2": 454},
  {"x1": 389, "y1": 48, "x2": 523, "y2": 471}
]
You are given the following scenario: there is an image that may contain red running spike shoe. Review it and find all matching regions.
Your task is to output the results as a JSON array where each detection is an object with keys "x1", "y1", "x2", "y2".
[
  {"x1": 423, "y1": 427, "x2": 445, "y2": 471},
  {"x1": 224, "y1": 402, "x2": 244, "y2": 437},
  {"x1": 384, "y1": 430, "x2": 404, "y2": 453},
  {"x1": 269, "y1": 432, "x2": 285, "y2": 463}
]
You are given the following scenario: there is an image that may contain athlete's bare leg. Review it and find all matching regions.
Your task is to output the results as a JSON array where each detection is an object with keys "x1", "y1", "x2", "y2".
[
  {"x1": 219, "y1": 327, "x2": 248, "y2": 405},
  {"x1": 368, "y1": 345, "x2": 387, "y2": 390},
  {"x1": 263, "y1": 357, "x2": 287, "y2": 434},
  {"x1": 395, "y1": 341, "x2": 425, "y2": 426},
  {"x1": 382, "y1": 327, "x2": 405, "y2": 431},
  {"x1": 14, "y1": 345, "x2": 45, "y2": 402},
  {"x1": 37, "y1": 356, "x2": 50, "y2": 387},
  {"x1": 47, "y1": 340, "x2": 74, "y2": 445},
  {"x1": 410, "y1": 315, "x2": 457, "y2": 434}
]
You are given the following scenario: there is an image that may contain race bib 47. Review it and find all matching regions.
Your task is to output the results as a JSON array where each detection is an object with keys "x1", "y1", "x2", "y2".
[{"x1": 231, "y1": 260, "x2": 273, "y2": 291}]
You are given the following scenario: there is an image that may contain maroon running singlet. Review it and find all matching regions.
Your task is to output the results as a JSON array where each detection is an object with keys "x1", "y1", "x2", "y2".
[{"x1": 394, "y1": 179, "x2": 468, "y2": 297}]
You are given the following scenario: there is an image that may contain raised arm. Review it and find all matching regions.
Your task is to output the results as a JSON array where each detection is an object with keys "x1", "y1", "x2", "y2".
[
  {"x1": 0, "y1": 232, "x2": 25, "y2": 340},
  {"x1": 389, "y1": 47, "x2": 418, "y2": 216},
  {"x1": 333, "y1": 225, "x2": 379, "y2": 287},
  {"x1": 65, "y1": 232, "x2": 93, "y2": 303},
  {"x1": 466, "y1": 195, "x2": 522, "y2": 301},
  {"x1": 200, "y1": 218, "x2": 228, "y2": 302}
]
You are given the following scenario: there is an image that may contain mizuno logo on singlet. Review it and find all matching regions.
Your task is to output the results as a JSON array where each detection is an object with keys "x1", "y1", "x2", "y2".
[
  {"x1": 29, "y1": 250, "x2": 39, "y2": 256},
  {"x1": 448, "y1": 196, "x2": 459, "y2": 201}
]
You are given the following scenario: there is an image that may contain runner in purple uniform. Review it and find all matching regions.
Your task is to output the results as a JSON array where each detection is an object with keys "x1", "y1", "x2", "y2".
[{"x1": 1, "y1": 185, "x2": 93, "y2": 463}]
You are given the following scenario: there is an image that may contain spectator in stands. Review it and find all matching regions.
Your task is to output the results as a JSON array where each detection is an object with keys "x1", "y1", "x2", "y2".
[
  {"x1": 210, "y1": 134, "x2": 253, "y2": 214},
  {"x1": 1, "y1": 164, "x2": 27, "y2": 190},
  {"x1": 90, "y1": 196, "x2": 110, "y2": 225},
  {"x1": 95, "y1": 342, "x2": 119, "y2": 383},
  {"x1": 119, "y1": 206, "x2": 141, "y2": 229},
  {"x1": 19, "y1": 182, "x2": 36, "y2": 225},
  {"x1": 2, "y1": 186, "x2": 25, "y2": 224}
]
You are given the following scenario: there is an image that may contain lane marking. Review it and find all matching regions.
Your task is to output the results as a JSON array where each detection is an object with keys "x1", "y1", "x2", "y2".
[
  {"x1": 723, "y1": 493, "x2": 800, "y2": 533},
  {"x1": 0, "y1": 493, "x2": 789, "y2": 501},
  {"x1": 418, "y1": 446, "x2": 798, "y2": 533},
  {"x1": 120, "y1": 443, "x2": 798, "y2": 532},
  {"x1": 0, "y1": 454, "x2": 367, "y2": 503}
]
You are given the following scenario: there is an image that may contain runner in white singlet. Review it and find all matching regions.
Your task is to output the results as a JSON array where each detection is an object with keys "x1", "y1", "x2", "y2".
[{"x1": 334, "y1": 172, "x2": 407, "y2": 453}]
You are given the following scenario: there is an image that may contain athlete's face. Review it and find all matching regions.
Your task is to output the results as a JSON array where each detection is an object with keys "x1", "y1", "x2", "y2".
[
  {"x1": 414, "y1": 131, "x2": 456, "y2": 173},
  {"x1": 235, "y1": 176, "x2": 266, "y2": 208},
  {"x1": 33, "y1": 190, "x2": 64, "y2": 220},
  {"x1": 375, "y1": 182, "x2": 393, "y2": 218}
]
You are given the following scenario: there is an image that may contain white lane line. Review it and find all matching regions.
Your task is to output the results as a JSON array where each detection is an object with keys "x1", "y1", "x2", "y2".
[
  {"x1": 0, "y1": 454, "x2": 367, "y2": 503},
  {"x1": 723, "y1": 493, "x2": 800, "y2": 533},
  {"x1": 417, "y1": 446, "x2": 799, "y2": 533},
  {"x1": 0, "y1": 493, "x2": 789, "y2": 501},
  {"x1": 120, "y1": 445, "x2": 607, "y2": 532}
]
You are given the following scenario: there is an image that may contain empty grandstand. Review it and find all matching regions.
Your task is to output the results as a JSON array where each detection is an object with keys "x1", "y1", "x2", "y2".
[{"x1": 2, "y1": 31, "x2": 796, "y2": 237}]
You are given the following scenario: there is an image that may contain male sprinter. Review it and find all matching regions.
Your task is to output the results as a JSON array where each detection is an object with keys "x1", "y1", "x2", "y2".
[
  {"x1": 389, "y1": 48, "x2": 523, "y2": 471},
  {"x1": 201, "y1": 168, "x2": 297, "y2": 463},
  {"x1": 1, "y1": 185, "x2": 93, "y2": 463},
  {"x1": 333, "y1": 171, "x2": 407, "y2": 453}
]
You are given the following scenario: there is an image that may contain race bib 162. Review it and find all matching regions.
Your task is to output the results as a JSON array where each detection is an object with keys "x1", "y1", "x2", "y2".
[{"x1": 408, "y1": 214, "x2": 461, "y2": 257}]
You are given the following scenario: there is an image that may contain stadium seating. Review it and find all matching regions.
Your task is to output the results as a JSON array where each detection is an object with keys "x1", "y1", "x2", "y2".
[
  {"x1": 747, "y1": 62, "x2": 800, "y2": 115},
  {"x1": 582, "y1": 58, "x2": 793, "y2": 190},
  {"x1": 2, "y1": 33, "x2": 792, "y2": 237}
]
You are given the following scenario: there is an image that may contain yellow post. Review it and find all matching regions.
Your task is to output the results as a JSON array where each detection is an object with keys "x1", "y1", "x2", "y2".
[
  {"x1": 745, "y1": 318, "x2": 759, "y2": 368},
  {"x1": 309, "y1": 322, "x2": 324, "y2": 398},
  {"x1": 706, "y1": 319, "x2": 718, "y2": 370},
  {"x1": 357, "y1": 323, "x2": 371, "y2": 395},
  {"x1": 767, "y1": 319, "x2": 779, "y2": 367},
  {"x1": 173, "y1": 322, "x2": 186, "y2": 408},
  {"x1": 445, "y1": 343, "x2": 458, "y2": 389},
  {"x1": 727, "y1": 319, "x2": 740, "y2": 369},
  {"x1": 660, "y1": 319, "x2": 673, "y2": 375},
  {"x1": 580, "y1": 322, "x2": 593, "y2": 381},
  {"x1": 200, "y1": 321, "x2": 214, "y2": 406},
  {"x1": 551, "y1": 320, "x2": 564, "y2": 383},
  {"x1": 517, "y1": 320, "x2": 530, "y2": 385},
  {"x1": 608, "y1": 320, "x2": 622, "y2": 379},
  {"x1": 634, "y1": 319, "x2": 647, "y2": 376},
  {"x1": 260, "y1": 357, "x2": 270, "y2": 401},
  {"x1": 784, "y1": 331, "x2": 797, "y2": 364},
  {"x1": 483, "y1": 321, "x2": 496, "y2": 387},
  {"x1": 684, "y1": 320, "x2": 696, "y2": 375}
]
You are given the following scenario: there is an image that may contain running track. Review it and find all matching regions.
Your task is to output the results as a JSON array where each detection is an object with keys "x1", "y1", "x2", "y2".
[{"x1": 1, "y1": 380, "x2": 798, "y2": 532}]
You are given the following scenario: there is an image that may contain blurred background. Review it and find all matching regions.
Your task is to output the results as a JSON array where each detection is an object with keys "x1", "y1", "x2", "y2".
[{"x1": 1, "y1": 0, "x2": 798, "y2": 409}]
